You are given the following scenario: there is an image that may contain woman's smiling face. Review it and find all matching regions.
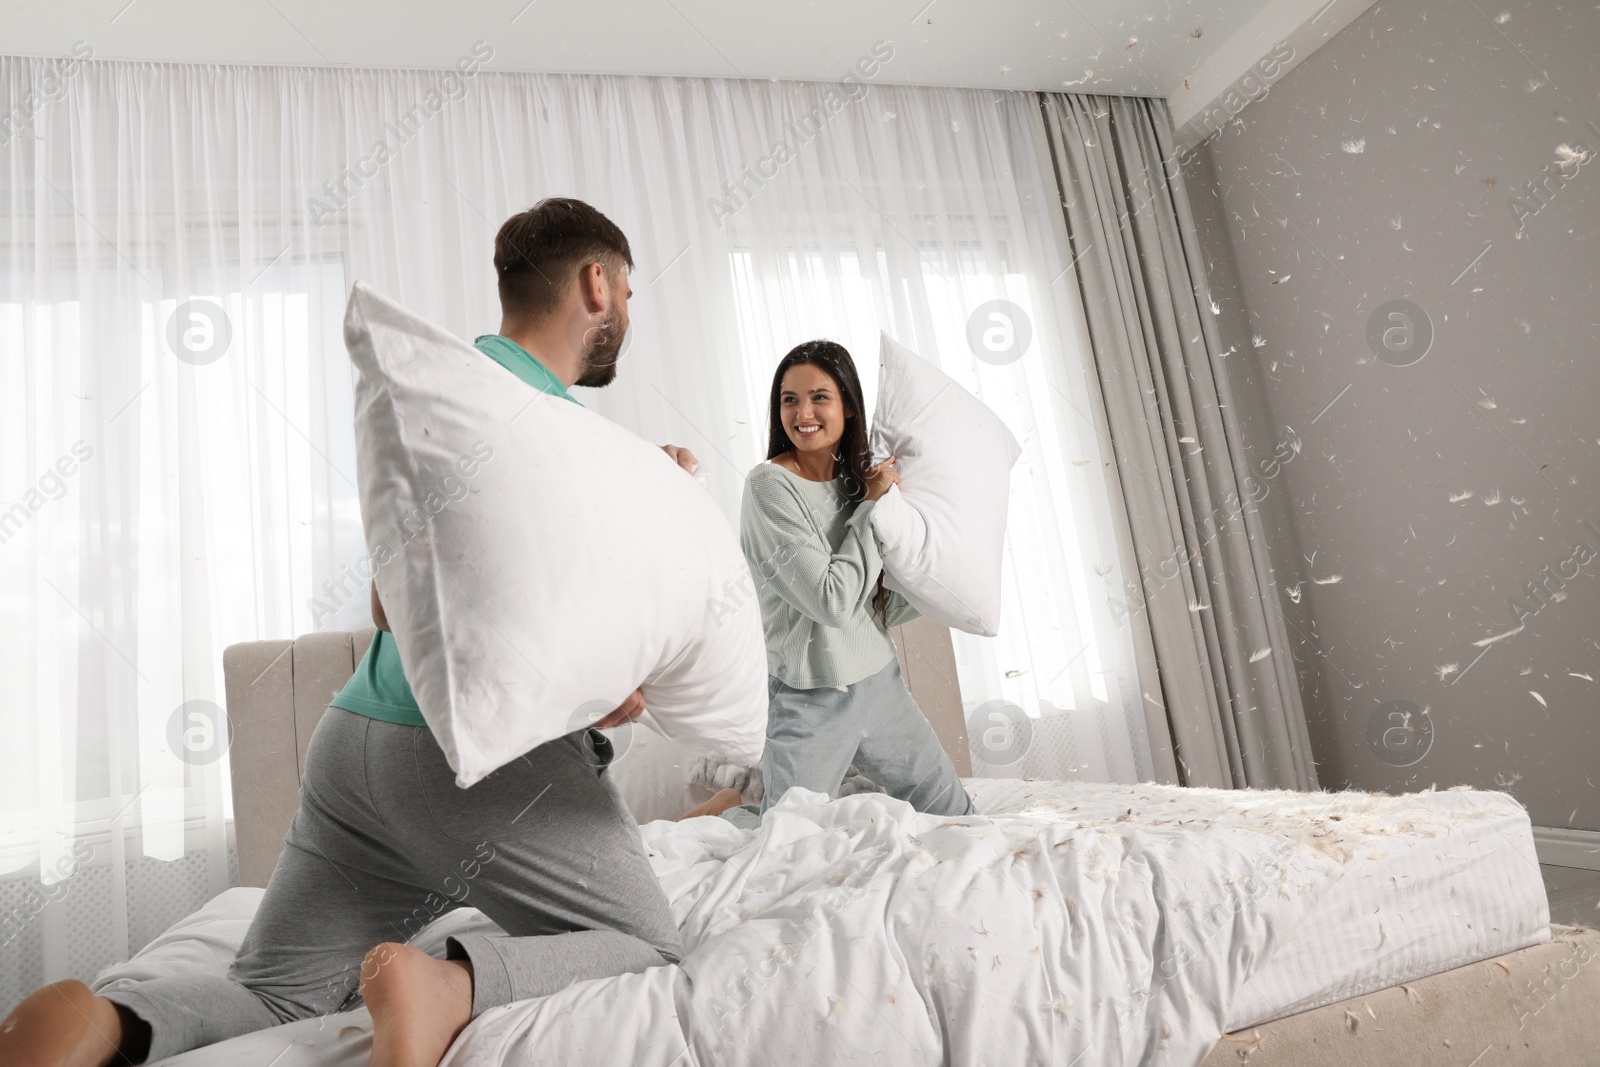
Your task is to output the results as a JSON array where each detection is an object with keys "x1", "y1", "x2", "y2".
[{"x1": 779, "y1": 362, "x2": 853, "y2": 457}]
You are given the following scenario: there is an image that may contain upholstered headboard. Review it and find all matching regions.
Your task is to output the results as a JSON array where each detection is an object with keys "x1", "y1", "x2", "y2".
[{"x1": 223, "y1": 618, "x2": 971, "y2": 887}]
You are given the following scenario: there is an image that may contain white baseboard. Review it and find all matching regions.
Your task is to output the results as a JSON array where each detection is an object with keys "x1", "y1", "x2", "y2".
[{"x1": 1533, "y1": 826, "x2": 1600, "y2": 871}]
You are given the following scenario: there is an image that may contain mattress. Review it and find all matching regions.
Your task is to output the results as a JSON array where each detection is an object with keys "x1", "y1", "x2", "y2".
[
  {"x1": 90, "y1": 778, "x2": 1549, "y2": 1066},
  {"x1": 962, "y1": 777, "x2": 1551, "y2": 1029}
]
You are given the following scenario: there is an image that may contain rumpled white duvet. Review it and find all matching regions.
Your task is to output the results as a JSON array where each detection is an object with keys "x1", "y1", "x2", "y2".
[{"x1": 109, "y1": 778, "x2": 1542, "y2": 1067}]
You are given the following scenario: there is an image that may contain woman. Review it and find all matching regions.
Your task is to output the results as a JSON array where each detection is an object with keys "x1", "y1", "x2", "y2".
[{"x1": 695, "y1": 340, "x2": 974, "y2": 827}]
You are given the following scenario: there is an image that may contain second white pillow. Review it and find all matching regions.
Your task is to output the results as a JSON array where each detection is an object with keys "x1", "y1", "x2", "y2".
[{"x1": 869, "y1": 332, "x2": 1020, "y2": 637}]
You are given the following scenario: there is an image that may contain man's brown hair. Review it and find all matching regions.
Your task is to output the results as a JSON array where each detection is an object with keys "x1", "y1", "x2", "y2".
[{"x1": 493, "y1": 198, "x2": 634, "y2": 319}]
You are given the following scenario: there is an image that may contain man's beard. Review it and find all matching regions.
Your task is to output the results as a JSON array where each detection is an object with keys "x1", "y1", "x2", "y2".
[{"x1": 576, "y1": 308, "x2": 626, "y2": 388}]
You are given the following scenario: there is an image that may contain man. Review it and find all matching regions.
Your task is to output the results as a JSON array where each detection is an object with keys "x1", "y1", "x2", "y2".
[{"x1": 2, "y1": 198, "x2": 700, "y2": 1067}]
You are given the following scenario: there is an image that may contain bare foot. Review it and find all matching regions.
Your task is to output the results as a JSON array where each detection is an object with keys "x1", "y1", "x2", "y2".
[
  {"x1": 361, "y1": 942, "x2": 475, "y2": 1067},
  {"x1": 0, "y1": 981, "x2": 125, "y2": 1067},
  {"x1": 679, "y1": 788, "x2": 743, "y2": 820}
]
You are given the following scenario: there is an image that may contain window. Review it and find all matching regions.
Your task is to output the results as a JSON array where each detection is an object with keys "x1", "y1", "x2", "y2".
[{"x1": 725, "y1": 241, "x2": 1153, "y2": 783}]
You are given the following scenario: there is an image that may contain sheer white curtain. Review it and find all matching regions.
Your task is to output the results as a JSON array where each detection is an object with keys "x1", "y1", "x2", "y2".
[
  {"x1": 712, "y1": 101, "x2": 1153, "y2": 787},
  {"x1": 0, "y1": 53, "x2": 1148, "y2": 1001}
]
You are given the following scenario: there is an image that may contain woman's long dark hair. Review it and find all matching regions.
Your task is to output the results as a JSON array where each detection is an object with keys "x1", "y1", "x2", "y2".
[{"x1": 765, "y1": 340, "x2": 890, "y2": 627}]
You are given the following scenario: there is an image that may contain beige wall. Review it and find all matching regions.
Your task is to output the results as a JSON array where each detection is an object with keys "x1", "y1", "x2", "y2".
[
  {"x1": 891, "y1": 617, "x2": 972, "y2": 777},
  {"x1": 1184, "y1": 0, "x2": 1600, "y2": 829}
]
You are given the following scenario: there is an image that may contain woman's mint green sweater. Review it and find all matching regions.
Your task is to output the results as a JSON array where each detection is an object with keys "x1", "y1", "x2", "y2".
[{"x1": 739, "y1": 463, "x2": 919, "y2": 689}]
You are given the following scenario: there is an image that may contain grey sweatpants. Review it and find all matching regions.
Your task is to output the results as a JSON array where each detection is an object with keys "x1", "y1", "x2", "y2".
[
  {"x1": 724, "y1": 657, "x2": 974, "y2": 829},
  {"x1": 99, "y1": 708, "x2": 683, "y2": 1061}
]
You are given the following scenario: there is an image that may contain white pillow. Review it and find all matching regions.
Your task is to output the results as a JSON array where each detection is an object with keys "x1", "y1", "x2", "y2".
[
  {"x1": 344, "y1": 282, "x2": 768, "y2": 787},
  {"x1": 869, "y1": 332, "x2": 1020, "y2": 637}
]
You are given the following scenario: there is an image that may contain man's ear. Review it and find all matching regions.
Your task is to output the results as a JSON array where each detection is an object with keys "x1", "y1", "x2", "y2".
[{"x1": 578, "y1": 262, "x2": 608, "y2": 314}]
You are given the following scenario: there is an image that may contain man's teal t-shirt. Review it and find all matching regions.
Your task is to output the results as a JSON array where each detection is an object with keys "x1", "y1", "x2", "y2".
[{"x1": 328, "y1": 334, "x2": 580, "y2": 728}]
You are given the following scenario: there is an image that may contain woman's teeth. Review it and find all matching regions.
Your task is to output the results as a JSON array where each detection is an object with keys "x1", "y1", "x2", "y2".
[{"x1": 796, "y1": 425, "x2": 821, "y2": 435}]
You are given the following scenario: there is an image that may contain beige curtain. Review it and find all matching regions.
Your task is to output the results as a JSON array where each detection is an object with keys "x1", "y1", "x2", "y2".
[{"x1": 1031, "y1": 93, "x2": 1318, "y2": 791}]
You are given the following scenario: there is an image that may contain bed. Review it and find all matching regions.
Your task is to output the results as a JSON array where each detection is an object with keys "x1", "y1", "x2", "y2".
[{"x1": 90, "y1": 629, "x2": 1595, "y2": 1066}]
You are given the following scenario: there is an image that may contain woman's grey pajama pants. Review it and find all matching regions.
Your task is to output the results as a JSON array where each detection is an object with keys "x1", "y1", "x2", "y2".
[
  {"x1": 98, "y1": 708, "x2": 683, "y2": 1061},
  {"x1": 723, "y1": 658, "x2": 975, "y2": 829}
]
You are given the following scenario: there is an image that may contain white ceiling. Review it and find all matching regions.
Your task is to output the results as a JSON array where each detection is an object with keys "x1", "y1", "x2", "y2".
[{"x1": 3, "y1": 0, "x2": 1376, "y2": 145}]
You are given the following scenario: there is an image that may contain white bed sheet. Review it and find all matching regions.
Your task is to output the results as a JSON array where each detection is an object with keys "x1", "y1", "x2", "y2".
[{"x1": 91, "y1": 778, "x2": 1547, "y2": 1066}]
